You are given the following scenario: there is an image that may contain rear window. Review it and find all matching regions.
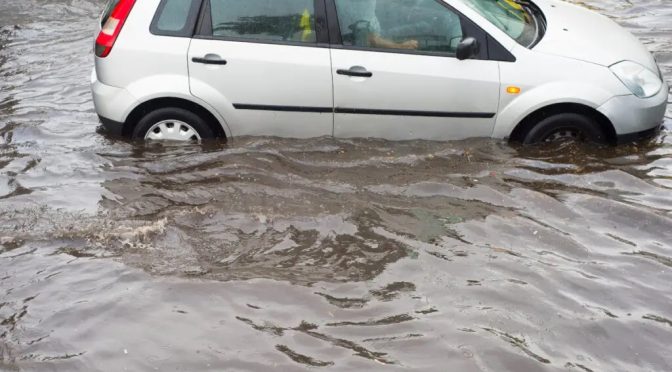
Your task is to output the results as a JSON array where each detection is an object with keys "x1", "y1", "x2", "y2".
[
  {"x1": 209, "y1": 0, "x2": 317, "y2": 43},
  {"x1": 101, "y1": 0, "x2": 120, "y2": 26},
  {"x1": 150, "y1": 0, "x2": 201, "y2": 37}
]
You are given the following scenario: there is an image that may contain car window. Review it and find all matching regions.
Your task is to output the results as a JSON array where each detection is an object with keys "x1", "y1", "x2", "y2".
[
  {"x1": 210, "y1": 0, "x2": 317, "y2": 43},
  {"x1": 156, "y1": 0, "x2": 194, "y2": 32},
  {"x1": 101, "y1": 0, "x2": 120, "y2": 27},
  {"x1": 461, "y1": 0, "x2": 539, "y2": 47},
  {"x1": 334, "y1": 0, "x2": 463, "y2": 54}
]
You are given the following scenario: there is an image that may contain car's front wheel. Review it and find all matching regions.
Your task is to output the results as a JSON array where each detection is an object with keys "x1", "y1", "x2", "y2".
[
  {"x1": 132, "y1": 107, "x2": 215, "y2": 141},
  {"x1": 522, "y1": 113, "x2": 606, "y2": 145}
]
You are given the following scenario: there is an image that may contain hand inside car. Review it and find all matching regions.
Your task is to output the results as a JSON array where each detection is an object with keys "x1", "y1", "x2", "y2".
[
  {"x1": 369, "y1": 34, "x2": 418, "y2": 50},
  {"x1": 399, "y1": 39, "x2": 419, "y2": 49}
]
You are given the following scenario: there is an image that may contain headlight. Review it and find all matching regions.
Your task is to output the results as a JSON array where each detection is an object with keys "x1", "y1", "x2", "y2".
[{"x1": 610, "y1": 61, "x2": 663, "y2": 98}]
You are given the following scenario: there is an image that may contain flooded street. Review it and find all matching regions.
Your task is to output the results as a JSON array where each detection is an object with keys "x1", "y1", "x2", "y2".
[{"x1": 1, "y1": 0, "x2": 671, "y2": 370}]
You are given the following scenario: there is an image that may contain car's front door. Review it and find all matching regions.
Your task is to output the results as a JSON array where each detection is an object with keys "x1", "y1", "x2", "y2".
[
  {"x1": 188, "y1": 0, "x2": 334, "y2": 138},
  {"x1": 328, "y1": 0, "x2": 501, "y2": 140}
]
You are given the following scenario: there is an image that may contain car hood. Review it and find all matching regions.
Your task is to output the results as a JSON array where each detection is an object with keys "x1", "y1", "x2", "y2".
[{"x1": 532, "y1": 0, "x2": 658, "y2": 72}]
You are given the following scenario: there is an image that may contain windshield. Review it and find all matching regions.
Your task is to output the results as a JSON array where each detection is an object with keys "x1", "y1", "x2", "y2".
[{"x1": 462, "y1": 0, "x2": 543, "y2": 47}]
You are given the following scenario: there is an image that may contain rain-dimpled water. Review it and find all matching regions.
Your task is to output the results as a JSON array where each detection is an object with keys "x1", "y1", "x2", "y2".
[{"x1": 0, "y1": 0, "x2": 671, "y2": 370}]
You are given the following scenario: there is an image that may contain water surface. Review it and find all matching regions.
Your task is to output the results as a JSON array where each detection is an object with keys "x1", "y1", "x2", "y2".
[{"x1": 1, "y1": 0, "x2": 671, "y2": 370}]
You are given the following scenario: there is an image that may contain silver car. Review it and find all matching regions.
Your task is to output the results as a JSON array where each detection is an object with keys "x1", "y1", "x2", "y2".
[{"x1": 92, "y1": 0, "x2": 669, "y2": 144}]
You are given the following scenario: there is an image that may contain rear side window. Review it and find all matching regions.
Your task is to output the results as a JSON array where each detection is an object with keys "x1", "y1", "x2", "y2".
[
  {"x1": 150, "y1": 0, "x2": 202, "y2": 37},
  {"x1": 209, "y1": 0, "x2": 317, "y2": 43}
]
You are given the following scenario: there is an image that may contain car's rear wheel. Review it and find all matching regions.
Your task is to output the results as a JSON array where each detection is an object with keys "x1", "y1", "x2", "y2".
[
  {"x1": 522, "y1": 113, "x2": 606, "y2": 145},
  {"x1": 132, "y1": 107, "x2": 215, "y2": 142}
]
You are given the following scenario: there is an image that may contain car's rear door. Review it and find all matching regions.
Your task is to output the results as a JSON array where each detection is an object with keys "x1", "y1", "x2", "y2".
[
  {"x1": 188, "y1": 0, "x2": 334, "y2": 138},
  {"x1": 327, "y1": 0, "x2": 501, "y2": 140}
]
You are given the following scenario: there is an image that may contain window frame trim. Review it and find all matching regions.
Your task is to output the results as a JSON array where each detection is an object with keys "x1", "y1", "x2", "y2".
[
  {"x1": 324, "y1": 0, "x2": 515, "y2": 61},
  {"x1": 193, "y1": 0, "x2": 330, "y2": 48},
  {"x1": 180, "y1": 0, "x2": 515, "y2": 61}
]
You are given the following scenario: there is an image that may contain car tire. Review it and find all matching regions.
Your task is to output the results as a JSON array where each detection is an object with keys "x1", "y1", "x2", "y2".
[
  {"x1": 132, "y1": 107, "x2": 215, "y2": 141},
  {"x1": 522, "y1": 113, "x2": 606, "y2": 144}
]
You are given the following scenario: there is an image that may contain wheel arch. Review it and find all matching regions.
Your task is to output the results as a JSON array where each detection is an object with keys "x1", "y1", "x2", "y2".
[
  {"x1": 508, "y1": 103, "x2": 617, "y2": 144},
  {"x1": 122, "y1": 97, "x2": 230, "y2": 139}
]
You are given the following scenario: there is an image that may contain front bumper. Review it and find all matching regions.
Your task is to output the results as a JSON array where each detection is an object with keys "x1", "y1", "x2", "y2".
[
  {"x1": 597, "y1": 81, "x2": 669, "y2": 142},
  {"x1": 615, "y1": 125, "x2": 662, "y2": 144}
]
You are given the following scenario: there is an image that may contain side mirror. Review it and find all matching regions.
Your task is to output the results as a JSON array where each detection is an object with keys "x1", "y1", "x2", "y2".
[{"x1": 456, "y1": 37, "x2": 479, "y2": 61}]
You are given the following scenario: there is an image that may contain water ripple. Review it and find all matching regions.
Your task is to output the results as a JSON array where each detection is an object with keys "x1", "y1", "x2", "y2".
[{"x1": 0, "y1": 0, "x2": 671, "y2": 370}]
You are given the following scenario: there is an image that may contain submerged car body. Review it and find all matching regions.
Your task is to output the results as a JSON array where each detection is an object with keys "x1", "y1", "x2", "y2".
[{"x1": 91, "y1": 0, "x2": 668, "y2": 143}]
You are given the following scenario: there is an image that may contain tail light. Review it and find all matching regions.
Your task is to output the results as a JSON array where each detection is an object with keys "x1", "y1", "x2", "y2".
[{"x1": 95, "y1": 0, "x2": 136, "y2": 58}]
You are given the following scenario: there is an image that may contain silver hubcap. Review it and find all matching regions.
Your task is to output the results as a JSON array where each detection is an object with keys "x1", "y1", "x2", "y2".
[{"x1": 144, "y1": 120, "x2": 201, "y2": 141}]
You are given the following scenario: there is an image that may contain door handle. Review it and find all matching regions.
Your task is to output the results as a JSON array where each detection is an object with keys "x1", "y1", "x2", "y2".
[
  {"x1": 192, "y1": 56, "x2": 227, "y2": 65},
  {"x1": 337, "y1": 67, "x2": 372, "y2": 78}
]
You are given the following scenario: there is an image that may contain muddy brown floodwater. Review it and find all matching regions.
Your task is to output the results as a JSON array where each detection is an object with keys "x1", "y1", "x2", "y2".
[{"x1": 1, "y1": 0, "x2": 671, "y2": 371}]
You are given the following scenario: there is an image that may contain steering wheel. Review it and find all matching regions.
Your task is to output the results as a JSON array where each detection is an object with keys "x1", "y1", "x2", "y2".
[{"x1": 345, "y1": 20, "x2": 373, "y2": 46}]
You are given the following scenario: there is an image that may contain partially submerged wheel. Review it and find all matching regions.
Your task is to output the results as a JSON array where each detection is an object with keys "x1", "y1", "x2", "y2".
[
  {"x1": 132, "y1": 107, "x2": 215, "y2": 142},
  {"x1": 522, "y1": 112, "x2": 606, "y2": 145},
  {"x1": 144, "y1": 120, "x2": 201, "y2": 141}
]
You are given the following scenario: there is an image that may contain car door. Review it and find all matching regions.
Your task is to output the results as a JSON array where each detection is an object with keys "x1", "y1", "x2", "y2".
[
  {"x1": 328, "y1": 0, "x2": 501, "y2": 140},
  {"x1": 188, "y1": 0, "x2": 334, "y2": 138}
]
